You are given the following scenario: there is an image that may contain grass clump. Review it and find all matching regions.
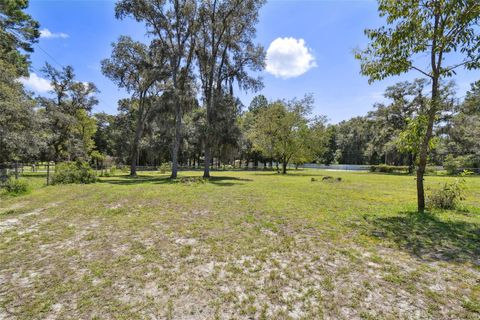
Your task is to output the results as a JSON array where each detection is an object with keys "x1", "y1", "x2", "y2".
[
  {"x1": 428, "y1": 177, "x2": 467, "y2": 210},
  {"x1": 2, "y1": 177, "x2": 31, "y2": 195},
  {"x1": 51, "y1": 161, "x2": 97, "y2": 185},
  {"x1": 159, "y1": 162, "x2": 171, "y2": 174}
]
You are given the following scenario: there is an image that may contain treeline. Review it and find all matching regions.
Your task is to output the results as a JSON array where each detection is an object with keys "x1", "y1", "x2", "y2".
[
  {"x1": 322, "y1": 80, "x2": 480, "y2": 171},
  {"x1": 1, "y1": 0, "x2": 479, "y2": 183},
  {"x1": 91, "y1": 79, "x2": 480, "y2": 174}
]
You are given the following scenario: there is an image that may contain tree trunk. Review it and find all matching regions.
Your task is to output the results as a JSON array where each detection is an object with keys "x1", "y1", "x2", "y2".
[
  {"x1": 408, "y1": 153, "x2": 414, "y2": 174},
  {"x1": 203, "y1": 145, "x2": 211, "y2": 178},
  {"x1": 416, "y1": 77, "x2": 439, "y2": 213},
  {"x1": 130, "y1": 118, "x2": 143, "y2": 177},
  {"x1": 282, "y1": 157, "x2": 287, "y2": 174},
  {"x1": 171, "y1": 94, "x2": 182, "y2": 178}
]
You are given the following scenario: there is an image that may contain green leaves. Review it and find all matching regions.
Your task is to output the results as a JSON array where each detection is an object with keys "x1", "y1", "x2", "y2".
[
  {"x1": 356, "y1": 0, "x2": 480, "y2": 83},
  {"x1": 248, "y1": 96, "x2": 314, "y2": 169},
  {"x1": 0, "y1": 0, "x2": 40, "y2": 75}
]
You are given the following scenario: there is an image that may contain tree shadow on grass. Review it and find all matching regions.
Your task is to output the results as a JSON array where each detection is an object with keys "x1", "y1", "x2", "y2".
[
  {"x1": 99, "y1": 174, "x2": 252, "y2": 187},
  {"x1": 365, "y1": 211, "x2": 480, "y2": 264},
  {"x1": 252, "y1": 171, "x2": 331, "y2": 177},
  {"x1": 207, "y1": 176, "x2": 253, "y2": 186}
]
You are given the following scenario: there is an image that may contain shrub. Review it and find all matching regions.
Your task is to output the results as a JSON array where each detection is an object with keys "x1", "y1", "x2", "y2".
[
  {"x1": 444, "y1": 154, "x2": 460, "y2": 175},
  {"x1": 119, "y1": 166, "x2": 129, "y2": 173},
  {"x1": 159, "y1": 162, "x2": 171, "y2": 174},
  {"x1": 370, "y1": 165, "x2": 409, "y2": 173},
  {"x1": 427, "y1": 178, "x2": 466, "y2": 210},
  {"x1": 443, "y1": 154, "x2": 478, "y2": 175},
  {"x1": 51, "y1": 161, "x2": 97, "y2": 185},
  {"x1": 3, "y1": 177, "x2": 31, "y2": 195}
]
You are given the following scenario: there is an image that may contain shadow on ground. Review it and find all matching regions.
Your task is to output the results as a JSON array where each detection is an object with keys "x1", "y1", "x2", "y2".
[
  {"x1": 99, "y1": 175, "x2": 252, "y2": 187},
  {"x1": 365, "y1": 211, "x2": 480, "y2": 264}
]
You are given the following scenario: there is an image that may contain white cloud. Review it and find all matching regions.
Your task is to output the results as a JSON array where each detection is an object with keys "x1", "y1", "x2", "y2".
[
  {"x1": 19, "y1": 73, "x2": 52, "y2": 93},
  {"x1": 266, "y1": 37, "x2": 316, "y2": 79},
  {"x1": 40, "y1": 28, "x2": 69, "y2": 39}
]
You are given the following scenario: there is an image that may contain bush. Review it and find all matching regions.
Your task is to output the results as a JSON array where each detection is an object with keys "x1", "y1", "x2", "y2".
[
  {"x1": 159, "y1": 162, "x2": 171, "y2": 174},
  {"x1": 52, "y1": 161, "x2": 97, "y2": 185},
  {"x1": 3, "y1": 177, "x2": 31, "y2": 196},
  {"x1": 119, "y1": 165, "x2": 129, "y2": 173},
  {"x1": 443, "y1": 154, "x2": 478, "y2": 175},
  {"x1": 444, "y1": 154, "x2": 460, "y2": 175},
  {"x1": 427, "y1": 178, "x2": 466, "y2": 210},
  {"x1": 370, "y1": 165, "x2": 409, "y2": 173}
]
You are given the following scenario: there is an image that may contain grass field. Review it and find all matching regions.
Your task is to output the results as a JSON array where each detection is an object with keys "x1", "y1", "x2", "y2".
[{"x1": 1, "y1": 170, "x2": 480, "y2": 319}]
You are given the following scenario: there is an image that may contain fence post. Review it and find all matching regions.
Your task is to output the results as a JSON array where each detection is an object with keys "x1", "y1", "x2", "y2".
[
  {"x1": 46, "y1": 162, "x2": 50, "y2": 186},
  {"x1": 14, "y1": 161, "x2": 19, "y2": 180}
]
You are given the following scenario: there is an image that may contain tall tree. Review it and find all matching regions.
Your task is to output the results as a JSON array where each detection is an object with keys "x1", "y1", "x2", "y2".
[
  {"x1": 0, "y1": 0, "x2": 41, "y2": 165},
  {"x1": 367, "y1": 80, "x2": 427, "y2": 167},
  {"x1": 39, "y1": 63, "x2": 99, "y2": 162},
  {"x1": 196, "y1": 0, "x2": 265, "y2": 178},
  {"x1": 93, "y1": 112, "x2": 116, "y2": 156},
  {"x1": 443, "y1": 80, "x2": 480, "y2": 166},
  {"x1": 0, "y1": 0, "x2": 39, "y2": 75},
  {"x1": 356, "y1": 0, "x2": 480, "y2": 212},
  {"x1": 334, "y1": 116, "x2": 373, "y2": 165},
  {"x1": 250, "y1": 96, "x2": 312, "y2": 174},
  {"x1": 0, "y1": 59, "x2": 39, "y2": 163},
  {"x1": 115, "y1": 0, "x2": 198, "y2": 179},
  {"x1": 102, "y1": 36, "x2": 168, "y2": 176}
]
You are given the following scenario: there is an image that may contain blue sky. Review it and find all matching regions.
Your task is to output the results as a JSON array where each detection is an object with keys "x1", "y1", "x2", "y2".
[{"x1": 24, "y1": 0, "x2": 478, "y2": 123}]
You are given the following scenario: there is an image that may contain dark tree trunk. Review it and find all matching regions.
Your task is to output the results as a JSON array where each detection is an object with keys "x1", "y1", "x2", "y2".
[
  {"x1": 203, "y1": 145, "x2": 211, "y2": 178},
  {"x1": 46, "y1": 162, "x2": 50, "y2": 185},
  {"x1": 130, "y1": 117, "x2": 143, "y2": 177},
  {"x1": 282, "y1": 157, "x2": 287, "y2": 174},
  {"x1": 171, "y1": 102, "x2": 182, "y2": 179}
]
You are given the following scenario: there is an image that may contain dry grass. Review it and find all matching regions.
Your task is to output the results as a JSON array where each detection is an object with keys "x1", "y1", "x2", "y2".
[{"x1": 0, "y1": 170, "x2": 479, "y2": 319}]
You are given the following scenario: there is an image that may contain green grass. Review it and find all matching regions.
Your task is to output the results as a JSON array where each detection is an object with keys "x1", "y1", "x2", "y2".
[{"x1": 0, "y1": 169, "x2": 479, "y2": 319}]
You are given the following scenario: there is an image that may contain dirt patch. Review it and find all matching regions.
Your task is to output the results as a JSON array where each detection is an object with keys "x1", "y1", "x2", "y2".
[{"x1": 0, "y1": 208, "x2": 44, "y2": 234}]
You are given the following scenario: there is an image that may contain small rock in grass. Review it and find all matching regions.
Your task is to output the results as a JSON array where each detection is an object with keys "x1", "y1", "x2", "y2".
[{"x1": 175, "y1": 238, "x2": 197, "y2": 246}]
